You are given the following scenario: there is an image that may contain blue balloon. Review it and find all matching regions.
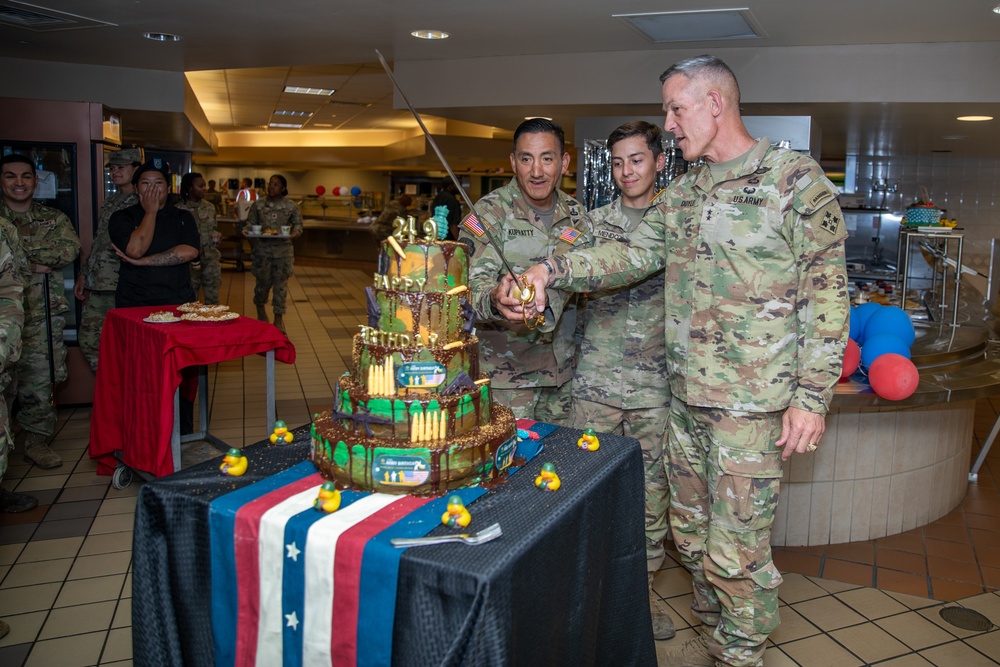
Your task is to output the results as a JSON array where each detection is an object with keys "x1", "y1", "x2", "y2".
[
  {"x1": 863, "y1": 306, "x2": 915, "y2": 347},
  {"x1": 850, "y1": 302, "x2": 883, "y2": 344},
  {"x1": 860, "y1": 333, "x2": 911, "y2": 369},
  {"x1": 350, "y1": 186, "x2": 361, "y2": 196}
]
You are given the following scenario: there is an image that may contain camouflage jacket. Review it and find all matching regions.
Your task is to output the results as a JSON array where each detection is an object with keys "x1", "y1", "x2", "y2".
[
  {"x1": 548, "y1": 138, "x2": 849, "y2": 414},
  {"x1": 458, "y1": 178, "x2": 593, "y2": 389},
  {"x1": 247, "y1": 197, "x2": 303, "y2": 243},
  {"x1": 573, "y1": 198, "x2": 669, "y2": 409},
  {"x1": 0, "y1": 201, "x2": 81, "y2": 323},
  {"x1": 83, "y1": 189, "x2": 137, "y2": 291},
  {"x1": 175, "y1": 199, "x2": 221, "y2": 260},
  {"x1": 0, "y1": 218, "x2": 25, "y2": 392}
]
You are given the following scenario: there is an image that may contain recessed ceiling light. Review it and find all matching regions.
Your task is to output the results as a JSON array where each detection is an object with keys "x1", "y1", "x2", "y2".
[
  {"x1": 957, "y1": 115, "x2": 993, "y2": 122},
  {"x1": 273, "y1": 110, "x2": 312, "y2": 117},
  {"x1": 269, "y1": 122, "x2": 303, "y2": 129},
  {"x1": 524, "y1": 116, "x2": 553, "y2": 121},
  {"x1": 142, "y1": 32, "x2": 182, "y2": 42},
  {"x1": 411, "y1": 29, "x2": 449, "y2": 39},
  {"x1": 284, "y1": 86, "x2": 335, "y2": 96},
  {"x1": 993, "y1": 4, "x2": 1000, "y2": 14},
  {"x1": 313, "y1": 123, "x2": 334, "y2": 127}
]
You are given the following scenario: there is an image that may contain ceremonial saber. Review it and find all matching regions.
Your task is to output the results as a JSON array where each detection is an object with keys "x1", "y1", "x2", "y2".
[{"x1": 375, "y1": 50, "x2": 537, "y2": 309}]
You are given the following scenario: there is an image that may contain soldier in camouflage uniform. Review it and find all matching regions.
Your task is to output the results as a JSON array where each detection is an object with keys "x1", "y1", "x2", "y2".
[
  {"x1": 247, "y1": 174, "x2": 302, "y2": 332},
  {"x1": 458, "y1": 118, "x2": 593, "y2": 423},
  {"x1": 75, "y1": 148, "x2": 141, "y2": 373},
  {"x1": 0, "y1": 218, "x2": 32, "y2": 509},
  {"x1": 0, "y1": 217, "x2": 34, "y2": 641},
  {"x1": 0, "y1": 154, "x2": 81, "y2": 470},
  {"x1": 177, "y1": 172, "x2": 222, "y2": 304},
  {"x1": 519, "y1": 56, "x2": 849, "y2": 666},
  {"x1": 567, "y1": 121, "x2": 675, "y2": 641}
]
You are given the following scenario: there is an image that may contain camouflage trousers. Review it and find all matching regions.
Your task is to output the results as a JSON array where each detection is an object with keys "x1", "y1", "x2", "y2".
[
  {"x1": 667, "y1": 396, "x2": 783, "y2": 667},
  {"x1": 251, "y1": 242, "x2": 294, "y2": 315},
  {"x1": 79, "y1": 289, "x2": 116, "y2": 373},
  {"x1": 191, "y1": 247, "x2": 222, "y2": 305},
  {"x1": 569, "y1": 398, "x2": 669, "y2": 573},
  {"x1": 9, "y1": 316, "x2": 67, "y2": 438},
  {"x1": 492, "y1": 381, "x2": 571, "y2": 424},
  {"x1": 0, "y1": 393, "x2": 9, "y2": 483}
]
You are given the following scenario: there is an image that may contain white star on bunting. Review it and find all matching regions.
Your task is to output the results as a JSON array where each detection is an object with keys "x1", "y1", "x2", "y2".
[
  {"x1": 286, "y1": 541, "x2": 301, "y2": 561},
  {"x1": 285, "y1": 611, "x2": 299, "y2": 630}
]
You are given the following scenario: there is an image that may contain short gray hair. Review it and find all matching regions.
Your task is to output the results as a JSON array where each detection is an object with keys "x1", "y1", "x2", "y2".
[{"x1": 659, "y1": 55, "x2": 741, "y2": 105}]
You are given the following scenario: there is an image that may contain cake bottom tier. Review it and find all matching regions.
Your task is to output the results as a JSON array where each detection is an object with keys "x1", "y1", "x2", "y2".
[{"x1": 311, "y1": 404, "x2": 517, "y2": 496}]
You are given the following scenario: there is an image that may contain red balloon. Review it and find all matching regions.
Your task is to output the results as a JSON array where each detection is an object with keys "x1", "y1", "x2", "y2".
[
  {"x1": 868, "y1": 353, "x2": 920, "y2": 400},
  {"x1": 840, "y1": 338, "x2": 860, "y2": 380},
  {"x1": 315, "y1": 185, "x2": 326, "y2": 195}
]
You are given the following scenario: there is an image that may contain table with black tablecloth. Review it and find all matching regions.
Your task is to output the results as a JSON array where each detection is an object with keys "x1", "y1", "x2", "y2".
[{"x1": 132, "y1": 424, "x2": 655, "y2": 667}]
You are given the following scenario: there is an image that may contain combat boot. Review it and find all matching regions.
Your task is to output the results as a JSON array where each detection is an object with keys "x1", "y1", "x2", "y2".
[
  {"x1": 0, "y1": 488, "x2": 38, "y2": 513},
  {"x1": 650, "y1": 591, "x2": 676, "y2": 640},
  {"x1": 273, "y1": 314, "x2": 285, "y2": 332},
  {"x1": 256, "y1": 305, "x2": 269, "y2": 323},
  {"x1": 658, "y1": 634, "x2": 715, "y2": 666},
  {"x1": 23, "y1": 432, "x2": 62, "y2": 469}
]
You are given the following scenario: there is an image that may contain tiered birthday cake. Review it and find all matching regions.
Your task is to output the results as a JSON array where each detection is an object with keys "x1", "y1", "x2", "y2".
[{"x1": 311, "y1": 225, "x2": 517, "y2": 496}]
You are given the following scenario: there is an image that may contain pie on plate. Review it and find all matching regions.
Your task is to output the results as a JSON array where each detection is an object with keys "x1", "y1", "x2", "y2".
[
  {"x1": 177, "y1": 302, "x2": 231, "y2": 314},
  {"x1": 180, "y1": 310, "x2": 240, "y2": 323},
  {"x1": 144, "y1": 311, "x2": 181, "y2": 323}
]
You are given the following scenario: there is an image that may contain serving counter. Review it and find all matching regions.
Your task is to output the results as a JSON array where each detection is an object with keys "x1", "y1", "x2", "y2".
[{"x1": 771, "y1": 286, "x2": 1000, "y2": 547}]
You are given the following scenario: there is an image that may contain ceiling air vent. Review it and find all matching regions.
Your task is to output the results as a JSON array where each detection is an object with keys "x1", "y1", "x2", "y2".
[
  {"x1": 614, "y1": 8, "x2": 765, "y2": 43},
  {"x1": 0, "y1": 2, "x2": 115, "y2": 32}
]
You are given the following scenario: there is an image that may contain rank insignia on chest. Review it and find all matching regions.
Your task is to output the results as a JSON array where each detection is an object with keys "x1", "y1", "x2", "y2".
[
  {"x1": 820, "y1": 211, "x2": 841, "y2": 235},
  {"x1": 558, "y1": 228, "x2": 582, "y2": 244}
]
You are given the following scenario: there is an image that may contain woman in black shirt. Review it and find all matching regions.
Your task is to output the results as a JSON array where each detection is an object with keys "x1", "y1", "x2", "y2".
[{"x1": 109, "y1": 161, "x2": 200, "y2": 307}]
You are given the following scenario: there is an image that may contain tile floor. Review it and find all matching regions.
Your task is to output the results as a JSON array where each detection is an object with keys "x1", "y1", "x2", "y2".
[{"x1": 0, "y1": 263, "x2": 997, "y2": 666}]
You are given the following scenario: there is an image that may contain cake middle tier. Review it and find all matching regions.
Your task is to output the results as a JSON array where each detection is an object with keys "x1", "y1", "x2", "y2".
[
  {"x1": 334, "y1": 371, "x2": 495, "y2": 440},
  {"x1": 372, "y1": 287, "x2": 470, "y2": 343},
  {"x1": 354, "y1": 332, "x2": 479, "y2": 393}
]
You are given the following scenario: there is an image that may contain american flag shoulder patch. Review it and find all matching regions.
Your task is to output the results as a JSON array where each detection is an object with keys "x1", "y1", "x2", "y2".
[
  {"x1": 462, "y1": 213, "x2": 486, "y2": 237},
  {"x1": 558, "y1": 227, "x2": 582, "y2": 244}
]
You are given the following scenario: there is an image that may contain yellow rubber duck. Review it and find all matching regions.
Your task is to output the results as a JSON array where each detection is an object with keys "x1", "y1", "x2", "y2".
[
  {"x1": 270, "y1": 420, "x2": 294, "y2": 444},
  {"x1": 220, "y1": 447, "x2": 248, "y2": 477},
  {"x1": 577, "y1": 428, "x2": 600, "y2": 451},
  {"x1": 314, "y1": 481, "x2": 341, "y2": 513},
  {"x1": 441, "y1": 495, "x2": 472, "y2": 528},
  {"x1": 535, "y1": 462, "x2": 561, "y2": 491}
]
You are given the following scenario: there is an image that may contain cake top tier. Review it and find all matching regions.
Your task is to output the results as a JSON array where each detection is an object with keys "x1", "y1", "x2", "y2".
[{"x1": 378, "y1": 240, "x2": 468, "y2": 295}]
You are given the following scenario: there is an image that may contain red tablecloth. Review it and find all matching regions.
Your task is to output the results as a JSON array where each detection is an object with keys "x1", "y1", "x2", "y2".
[{"x1": 89, "y1": 306, "x2": 296, "y2": 478}]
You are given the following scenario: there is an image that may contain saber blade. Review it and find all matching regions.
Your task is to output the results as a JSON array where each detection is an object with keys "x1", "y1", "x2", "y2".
[{"x1": 374, "y1": 49, "x2": 522, "y2": 286}]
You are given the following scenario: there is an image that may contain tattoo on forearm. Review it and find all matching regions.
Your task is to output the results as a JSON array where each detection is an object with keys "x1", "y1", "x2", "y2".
[{"x1": 145, "y1": 250, "x2": 183, "y2": 266}]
